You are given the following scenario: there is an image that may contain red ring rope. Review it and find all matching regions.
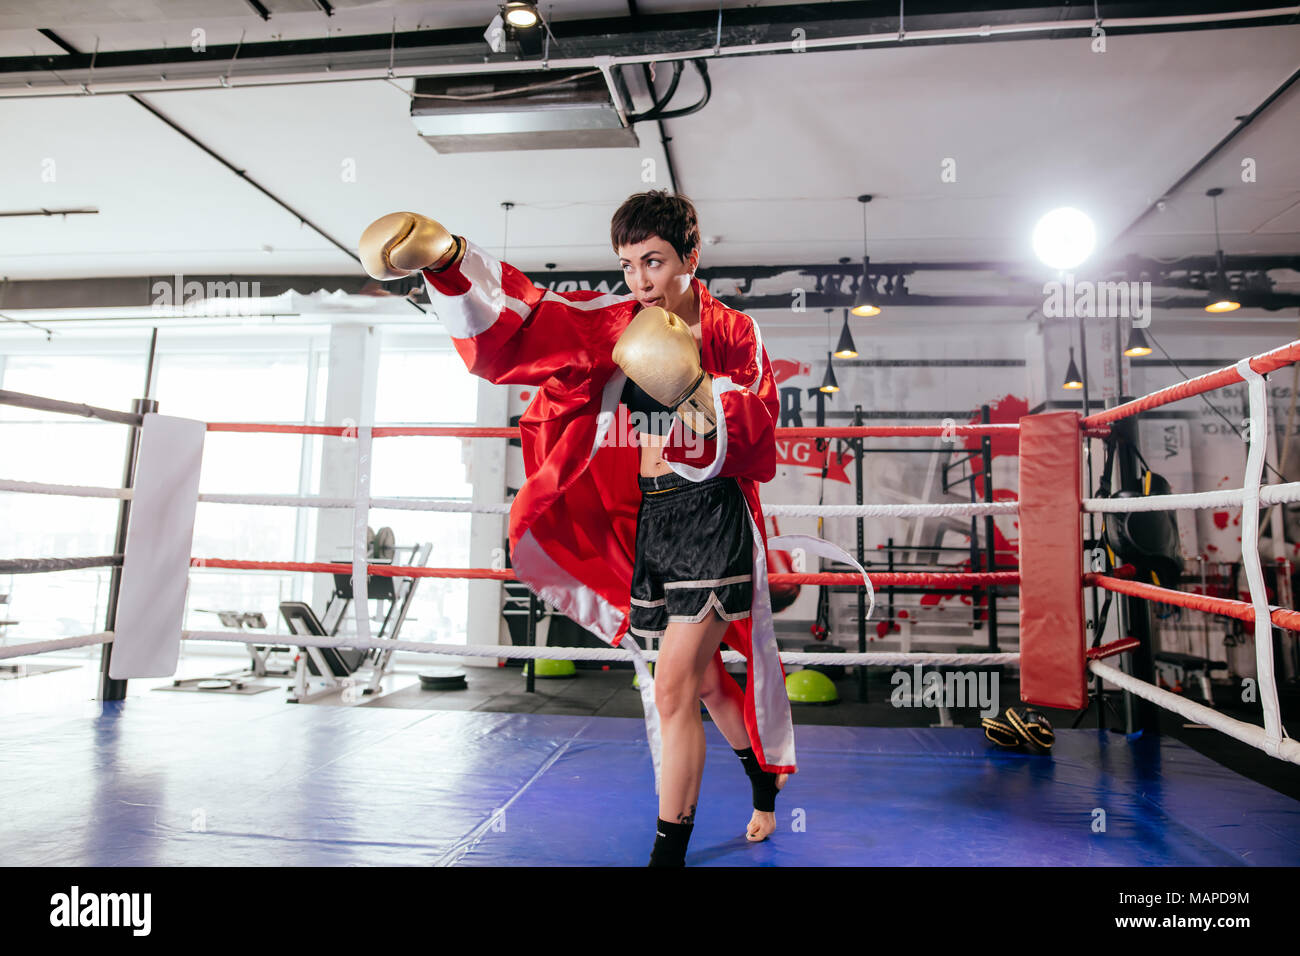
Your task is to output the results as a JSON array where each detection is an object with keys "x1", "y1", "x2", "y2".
[
  {"x1": 190, "y1": 558, "x2": 1017, "y2": 589},
  {"x1": 1083, "y1": 338, "x2": 1300, "y2": 427},
  {"x1": 1086, "y1": 573, "x2": 1300, "y2": 633}
]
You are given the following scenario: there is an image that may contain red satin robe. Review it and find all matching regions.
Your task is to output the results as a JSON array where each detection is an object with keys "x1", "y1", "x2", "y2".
[{"x1": 423, "y1": 239, "x2": 796, "y2": 778}]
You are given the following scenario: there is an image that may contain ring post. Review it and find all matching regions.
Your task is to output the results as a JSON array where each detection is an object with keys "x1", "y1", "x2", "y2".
[
  {"x1": 99, "y1": 396, "x2": 158, "y2": 702},
  {"x1": 1018, "y1": 410, "x2": 1087, "y2": 709}
]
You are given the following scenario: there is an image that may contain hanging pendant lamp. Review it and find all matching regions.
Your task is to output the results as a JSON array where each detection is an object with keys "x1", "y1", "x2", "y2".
[
  {"x1": 1204, "y1": 188, "x2": 1240, "y2": 313},
  {"x1": 820, "y1": 352, "x2": 840, "y2": 393},
  {"x1": 834, "y1": 308, "x2": 858, "y2": 358},
  {"x1": 851, "y1": 194, "x2": 882, "y2": 317},
  {"x1": 1123, "y1": 326, "x2": 1152, "y2": 357},
  {"x1": 1062, "y1": 347, "x2": 1083, "y2": 390},
  {"x1": 819, "y1": 308, "x2": 839, "y2": 392}
]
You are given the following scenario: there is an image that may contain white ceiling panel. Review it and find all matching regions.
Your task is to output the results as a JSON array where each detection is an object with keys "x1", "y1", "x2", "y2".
[{"x1": 0, "y1": 13, "x2": 1295, "y2": 282}]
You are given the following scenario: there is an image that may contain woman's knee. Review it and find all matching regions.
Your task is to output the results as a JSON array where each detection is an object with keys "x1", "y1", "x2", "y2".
[
  {"x1": 655, "y1": 655, "x2": 706, "y2": 716},
  {"x1": 655, "y1": 675, "x2": 701, "y2": 718},
  {"x1": 657, "y1": 617, "x2": 725, "y2": 715}
]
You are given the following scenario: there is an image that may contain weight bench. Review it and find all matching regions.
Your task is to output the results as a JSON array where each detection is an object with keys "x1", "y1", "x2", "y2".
[{"x1": 1154, "y1": 650, "x2": 1228, "y2": 707}]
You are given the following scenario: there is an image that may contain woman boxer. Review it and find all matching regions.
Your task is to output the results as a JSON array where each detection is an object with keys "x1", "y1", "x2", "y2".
[
  {"x1": 610, "y1": 191, "x2": 786, "y2": 866},
  {"x1": 359, "y1": 190, "x2": 793, "y2": 869}
]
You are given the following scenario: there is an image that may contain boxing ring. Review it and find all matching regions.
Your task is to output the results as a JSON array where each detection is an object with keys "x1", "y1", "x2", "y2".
[{"x1": 2, "y1": 340, "x2": 1300, "y2": 866}]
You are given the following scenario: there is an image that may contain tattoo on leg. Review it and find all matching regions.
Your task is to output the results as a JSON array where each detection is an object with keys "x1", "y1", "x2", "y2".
[{"x1": 677, "y1": 804, "x2": 696, "y2": 826}]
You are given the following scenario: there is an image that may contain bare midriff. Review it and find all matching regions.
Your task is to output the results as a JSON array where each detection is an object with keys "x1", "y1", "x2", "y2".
[
  {"x1": 635, "y1": 322, "x2": 702, "y2": 479},
  {"x1": 638, "y1": 432, "x2": 674, "y2": 477}
]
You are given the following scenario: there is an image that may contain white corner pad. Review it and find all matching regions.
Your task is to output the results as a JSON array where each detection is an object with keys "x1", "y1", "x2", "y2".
[{"x1": 109, "y1": 414, "x2": 206, "y2": 679}]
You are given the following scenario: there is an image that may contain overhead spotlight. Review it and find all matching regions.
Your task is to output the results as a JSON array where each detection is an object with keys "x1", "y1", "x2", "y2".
[
  {"x1": 833, "y1": 308, "x2": 858, "y2": 359},
  {"x1": 851, "y1": 194, "x2": 883, "y2": 317},
  {"x1": 1123, "y1": 326, "x2": 1152, "y2": 357},
  {"x1": 1033, "y1": 207, "x2": 1096, "y2": 271},
  {"x1": 1203, "y1": 188, "x2": 1240, "y2": 314},
  {"x1": 1062, "y1": 347, "x2": 1083, "y2": 390},
  {"x1": 820, "y1": 352, "x2": 840, "y2": 393},
  {"x1": 503, "y1": 2, "x2": 540, "y2": 28}
]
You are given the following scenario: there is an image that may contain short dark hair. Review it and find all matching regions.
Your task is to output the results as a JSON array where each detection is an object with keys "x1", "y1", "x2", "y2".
[{"x1": 610, "y1": 189, "x2": 700, "y2": 265}]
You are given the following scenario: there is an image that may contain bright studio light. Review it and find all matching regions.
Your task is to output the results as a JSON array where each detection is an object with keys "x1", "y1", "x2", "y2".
[
  {"x1": 504, "y1": 3, "x2": 539, "y2": 27},
  {"x1": 1032, "y1": 207, "x2": 1096, "y2": 270}
]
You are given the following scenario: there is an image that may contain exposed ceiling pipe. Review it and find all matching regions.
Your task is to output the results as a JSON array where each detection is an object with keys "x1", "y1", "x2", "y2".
[
  {"x1": 628, "y1": 0, "x2": 681, "y2": 196},
  {"x1": 30, "y1": 29, "x2": 402, "y2": 305},
  {"x1": 1112, "y1": 64, "x2": 1300, "y2": 244},
  {"x1": 3, "y1": 4, "x2": 1296, "y2": 99}
]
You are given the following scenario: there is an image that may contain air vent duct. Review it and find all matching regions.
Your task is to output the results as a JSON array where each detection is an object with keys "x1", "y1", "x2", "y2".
[{"x1": 411, "y1": 70, "x2": 639, "y2": 153}]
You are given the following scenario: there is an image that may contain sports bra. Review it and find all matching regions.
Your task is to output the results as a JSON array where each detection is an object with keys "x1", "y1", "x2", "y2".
[{"x1": 621, "y1": 377, "x2": 677, "y2": 435}]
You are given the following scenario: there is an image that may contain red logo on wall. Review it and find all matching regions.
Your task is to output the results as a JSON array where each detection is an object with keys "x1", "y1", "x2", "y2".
[
  {"x1": 770, "y1": 359, "x2": 811, "y2": 384},
  {"x1": 776, "y1": 440, "x2": 854, "y2": 483}
]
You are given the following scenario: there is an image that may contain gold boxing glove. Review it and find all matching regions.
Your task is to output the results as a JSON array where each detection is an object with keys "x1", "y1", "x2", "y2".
[
  {"x1": 612, "y1": 306, "x2": 717, "y2": 439},
  {"x1": 359, "y1": 211, "x2": 465, "y2": 281}
]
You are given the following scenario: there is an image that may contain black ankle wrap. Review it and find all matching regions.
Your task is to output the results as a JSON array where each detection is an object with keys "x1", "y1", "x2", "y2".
[
  {"x1": 734, "y1": 747, "x2": 781, "y2": 812},
  {"x1": 647, "y1": 817, "x2": 694, "y2": 867}
]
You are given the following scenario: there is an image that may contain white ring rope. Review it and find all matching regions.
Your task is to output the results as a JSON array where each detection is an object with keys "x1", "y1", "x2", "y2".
[
  {"x1": 179, "y1": 631, "x2": 1021, "y2": 667},
  {"x1": 200, "y1": 496, "x2": 1014, "y2": 519},
  {"x1": 0, "y1": 479, "x2": 131, "y2": 499},
  {"x1": 0, "y1": 482, "x2": 1013, "y2": 519},
  {"x1": 0, "y1": 631, "x2": 114, "y2": 660},
  {"x1": 11, "y1": 476, "x2": 1300, "y2": 522},
  {"x1": 1089, "y1": 660, "x2": 1299, "y2": 766},
  {"x1": 1084, "y1": 481, "x2": 1300, "y2": 513},
  {"x1": 195, "y1": 493, "x2": 513, "y2": 513},
  {"x1": 765, "y1": 501, "x2": 1017, "y2": 518},
  {"x1": 192, "y1": 493, "x2": 1015, "y2": 519}
]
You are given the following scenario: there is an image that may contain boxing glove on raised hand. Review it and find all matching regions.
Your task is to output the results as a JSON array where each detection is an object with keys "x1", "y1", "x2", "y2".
[
  {"x1": 359, "y1": 211, "x2": 465, "y2": 280},
  {"x1": 612, "y1": 306, "x2": 717, "y2": 439}
]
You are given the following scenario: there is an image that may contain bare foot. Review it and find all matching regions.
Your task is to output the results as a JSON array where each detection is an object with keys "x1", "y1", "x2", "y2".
[{"x1": 745, "y1": 773, "x2": 788, "y2": 842}]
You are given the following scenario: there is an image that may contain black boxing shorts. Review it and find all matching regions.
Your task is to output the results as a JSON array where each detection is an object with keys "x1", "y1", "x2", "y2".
[{"x1": 629, "y1": 471, "x2": 754, "y2": 641}]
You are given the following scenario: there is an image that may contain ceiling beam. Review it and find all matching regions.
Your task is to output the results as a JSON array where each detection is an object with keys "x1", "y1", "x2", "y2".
[{"x1": 0, "y1": 2, "x2": 1295, "y2": 97}]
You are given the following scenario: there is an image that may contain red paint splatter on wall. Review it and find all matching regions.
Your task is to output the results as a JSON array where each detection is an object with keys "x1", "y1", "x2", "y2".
[
  {"x1": 1212, "y1": 511, "x2": 1229, "y2": 529},
  {"x1": 963, "y1": 394, "x2": 1028, "y2": 473}
]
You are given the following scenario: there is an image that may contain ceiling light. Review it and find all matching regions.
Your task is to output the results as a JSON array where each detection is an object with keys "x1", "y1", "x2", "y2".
[
  {"x1": 1062, "y1": 347, "x2": 1083, "y2": 390},
  {"x1": 851, "y1": 194, "x2": 882, "y2": 317},
  {"x1": 820, "y1": 352, "x2": 840, "y2": 393},
  {"x1": 1203, "y1": 188, "x2": 1240, "y2": 314},
  {"x1": 503, "y1": 2, "x2": 539, "y2": 28},
  {"x1": 1123, "y1": 326, "x2": 1152, "y2": 357},
  {"x1": 833, "y1": 308, "x2": 858, "y2": 358},
  {"x1": 1033, "y1": 207, "x2": 1095, "y2": 271}
]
